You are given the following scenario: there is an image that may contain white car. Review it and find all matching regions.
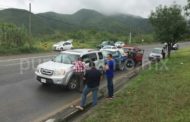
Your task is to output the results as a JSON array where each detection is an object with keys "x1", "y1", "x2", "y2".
[
  {"x1": 53, "y1": 40, "x2": 73, "y2": 51},
  {"x1": 35, "y1": 49, "x2": 104, "y2": 90},
  {"x1": 148, "y1": 48, "x2": 163, "y2": 61},
  {"x1": 115, "y1": 41, "x2": 125, "y2": 48},
  {"x1": 172, "y1": 43, "x2": 179, "y2": 50}
]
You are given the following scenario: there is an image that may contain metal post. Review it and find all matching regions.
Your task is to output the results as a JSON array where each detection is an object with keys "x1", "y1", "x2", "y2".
[
  {"x1": 29, "y1": 2, "x2": 31, "y2": 37},
  {"x1": 29, "y1": 2, "x2": 32, "y2": 48},
  {"x1": 129, "y1": 32, "x2": 132, "y2": 44}
]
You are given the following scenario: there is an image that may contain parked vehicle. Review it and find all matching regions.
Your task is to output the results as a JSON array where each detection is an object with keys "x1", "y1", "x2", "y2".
[
  {"x1": 35, "y1": 49, "x2": 104, "y2": 90},
  {"x1": 101, "y1": 48, "x2": 127, "y2": 71},
  {"x1": 148, "y1": 48, "x2": 163, "y2": 61},
  {"x1": 123, "y1": 46, "x2": 144, "y2": 67},
  {"x1": 100, "y1": 45, "x2": 117, "y2": 50},
  {"x1": 115, "y1": 41, "x2": 125, "y2": 48},
  {"x1": 97, "y1": 41, "x2": 115, "y2": 49},
  {"x1": 172, "y1": 43, "x2": 179, "y2": 50},
  {"x1": 53, "y1": 40, "x2": 73, "y2": 51},
  {"x1": 163, "y1": 42, "x2": 179, "y2": 50}
]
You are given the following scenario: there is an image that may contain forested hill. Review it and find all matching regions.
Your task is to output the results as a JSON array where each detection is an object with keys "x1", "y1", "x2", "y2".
[{"x1": 0, "y1": 8, "x2": 152, "y2": 36}]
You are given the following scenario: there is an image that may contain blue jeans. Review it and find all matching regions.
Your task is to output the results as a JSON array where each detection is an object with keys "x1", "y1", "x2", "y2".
[
  {"x1": 80, "y1": 85, "x2": 98, "y2": 107},
  {"x1": 107, "y1": 77, "x2": 114, "y2": 97}
]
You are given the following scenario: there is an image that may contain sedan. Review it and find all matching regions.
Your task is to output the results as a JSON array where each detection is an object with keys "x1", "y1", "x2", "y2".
[{"x1": 148, "y1": 48, "x2": 163, "y2": 61}]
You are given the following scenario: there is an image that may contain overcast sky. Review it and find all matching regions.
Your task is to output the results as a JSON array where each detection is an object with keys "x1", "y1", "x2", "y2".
[{"x1": 0, "y1": 0, "x2": 188, "y2": 18}]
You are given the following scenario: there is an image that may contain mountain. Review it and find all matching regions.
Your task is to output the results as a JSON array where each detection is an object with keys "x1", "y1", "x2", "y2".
[
  {"x1": 0, "y1": 8, "x2": 152, "y2": 36},
  {"x1": 0, "y1": 8, "x2": 54, "y2": 35}
]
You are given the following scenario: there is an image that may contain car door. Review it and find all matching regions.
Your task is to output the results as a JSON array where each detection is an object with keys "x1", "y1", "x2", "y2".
[
  {"x1": 81, "y1": 54, "x2": 91, "y2": 70},
  {"x1": 63, "y1": 42, "x2": 69, "y2": 50},
  {"x1": 61, "y1": 43, "x2": 66, "y2": 50},
  {"x1": 98, "y1": 52, "x2": 104, "y2": 67},
  {"x1": 89, "y1": 53, "x2": 98, "y2": 68},
  {"x1": 67, "y1": 42, "x2": 72, "y2": 49}
]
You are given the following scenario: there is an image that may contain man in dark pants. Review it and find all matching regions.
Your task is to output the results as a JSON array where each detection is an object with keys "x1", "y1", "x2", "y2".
[
  {"x1": 73, "y1": 57, "x2": 86, "y2": 92},
  {"x1": 75, "y1": 62, "x2": 102, "y2": 110},
  {"x1": 162, "y1": 47, "x2": 166, "y2": 59},
  {"x1": 104, "y1": 54, "x2": 114, "y2": 99}
]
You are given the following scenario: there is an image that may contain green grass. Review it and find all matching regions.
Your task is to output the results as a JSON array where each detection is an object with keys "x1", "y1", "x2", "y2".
[
  {"x1": 0, "y1": 46, "x2": 45, "y2": 55},
  {"x1": 82, "y1": 47, "x2": 190, "y2": 122}
]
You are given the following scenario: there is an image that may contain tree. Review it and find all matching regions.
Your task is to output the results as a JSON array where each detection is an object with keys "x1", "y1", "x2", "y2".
[
  {"x1": 0, "y1": 23, "x2": 29, "y2": 48},
  {"x1": 185, "y1": 0, "x2": 190, "y2": 16},
  {"x1": 149, "y1": 4, "x2": 187, "y2": 57}
]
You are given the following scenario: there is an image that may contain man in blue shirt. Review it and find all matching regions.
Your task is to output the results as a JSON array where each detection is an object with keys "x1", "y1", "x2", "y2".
[{"x1": 104, "y1": 54, "x2": 114, "y2": 99}]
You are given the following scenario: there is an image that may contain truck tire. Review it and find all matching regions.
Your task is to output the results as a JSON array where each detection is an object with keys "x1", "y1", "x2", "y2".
[
  {"x1": 67, "y1": 77, "x2": 78, "y2": 90},
  {"x1": 126, "y1": 59, "x2": 135, "y2": 69}
]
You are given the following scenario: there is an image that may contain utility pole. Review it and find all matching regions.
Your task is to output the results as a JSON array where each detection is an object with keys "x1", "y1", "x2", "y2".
[
  {"x1": 28, "y1": 2, "x2": 32, "y2": 48},
  {"x1": 129, "y1": 32, "x2": 132, "y2": 44}
]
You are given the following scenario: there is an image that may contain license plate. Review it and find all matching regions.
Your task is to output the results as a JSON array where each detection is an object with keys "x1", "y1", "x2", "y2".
[{"x1": 41, "y1": 78, "x2": 46, "y2": 83}]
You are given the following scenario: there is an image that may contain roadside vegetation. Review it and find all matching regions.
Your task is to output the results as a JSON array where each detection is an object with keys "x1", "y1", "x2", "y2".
[
  {"x1": 82, "y1": 47, "x2": 190, "y2": 122},
  {"x1": 0, "y1": 24, "x2": 155, "y2": 55}
]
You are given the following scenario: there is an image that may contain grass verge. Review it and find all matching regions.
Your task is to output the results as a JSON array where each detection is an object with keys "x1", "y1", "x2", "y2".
[{"x1": 82, "y1": 47, "x2": 190, "y2": 122}]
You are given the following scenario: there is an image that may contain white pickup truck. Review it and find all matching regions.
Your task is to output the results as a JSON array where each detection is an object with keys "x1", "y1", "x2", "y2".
[{"x1": 35, "y1": 49, "x2": 104, "y2": 90}]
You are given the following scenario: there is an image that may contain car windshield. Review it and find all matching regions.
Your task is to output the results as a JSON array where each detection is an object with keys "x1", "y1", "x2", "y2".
[
  {"x1": 102, "y1": 50, "x2": 119, "y2": 58},
  {"x1": 53, "y1": 53, "x2": 80, "y2": 64},
  {"x1": 152, "y1": 48, "x2": 162, "y2": 54},
  {"x1": 102, "y1": 41, "x2": 108, "y2": 45},
  {"x1": 102, "y1": 46, "x2": 116, "y2": 49},
  {"x1": 116, "y1": 42, "x2": 122, "y2": 44}
]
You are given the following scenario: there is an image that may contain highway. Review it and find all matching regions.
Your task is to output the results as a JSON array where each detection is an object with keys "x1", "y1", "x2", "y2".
[{"x1": 0, "y1": 42, "x2": 189, "y2": 122}]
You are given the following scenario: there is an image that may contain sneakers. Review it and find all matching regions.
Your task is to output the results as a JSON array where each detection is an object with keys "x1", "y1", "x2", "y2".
[{"x1": 75, "y1": 105, "x2": 84, "y2": 111}]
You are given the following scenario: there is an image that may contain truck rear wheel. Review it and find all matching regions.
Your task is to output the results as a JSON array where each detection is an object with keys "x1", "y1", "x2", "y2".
[
  {"x1": 126, "y1": 59, "x2": 135, "y2": 69},
  {"x1": 67, "y1": 77, "x2": 78, "y2": 90}
]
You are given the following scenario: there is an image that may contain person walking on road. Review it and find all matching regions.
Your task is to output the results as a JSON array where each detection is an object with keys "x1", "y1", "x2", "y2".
[
  {"x1": 162, "y1": 47, "x2": 166, "y2": 59},
  {"x1": 76, "y1": 62, "x2": 102, "y2": 110},
  {"x1": 104, "y1": 54, "x2": 114, "y2": 99},
  {"x1": 73, "y1": 57, "x2": 86, "y2": 92}
]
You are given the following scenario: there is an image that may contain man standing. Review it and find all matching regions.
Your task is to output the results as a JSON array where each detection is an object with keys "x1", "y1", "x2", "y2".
[
  {"x1": 104, "y1": 54, "x2": 114, "y2": 99},
  {"x1": 73, "y1": 57, "x2": 86, "y2": 92},
  {"x1": 76, "y1": 62, "x2": 102, "y2": 110},
  {"x1": 162, "y1": 47, "x2": 166, "y2": 59}
]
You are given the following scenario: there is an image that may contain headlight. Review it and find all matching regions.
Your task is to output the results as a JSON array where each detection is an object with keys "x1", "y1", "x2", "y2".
[{"x1": 53, "y1": 69, "x2": 65, "y2": 76}]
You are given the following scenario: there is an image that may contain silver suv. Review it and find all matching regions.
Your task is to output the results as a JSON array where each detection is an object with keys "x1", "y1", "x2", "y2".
[{"x1": 35, "y1": 49, "x2": 104, "y2": 90}]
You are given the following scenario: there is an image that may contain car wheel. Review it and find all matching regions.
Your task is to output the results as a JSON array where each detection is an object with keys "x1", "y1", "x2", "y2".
[
  {"x1": 126, "y1": 59, "x2": 135, "y2": 69},
  {"x1": 67, "y1": 77, "x2": 78, "y2": 90}
]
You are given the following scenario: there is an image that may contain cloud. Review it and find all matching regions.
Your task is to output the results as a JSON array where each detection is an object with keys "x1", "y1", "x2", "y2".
[{"x1": 0, "y1": 0, "x2": 188, "y2": 17}]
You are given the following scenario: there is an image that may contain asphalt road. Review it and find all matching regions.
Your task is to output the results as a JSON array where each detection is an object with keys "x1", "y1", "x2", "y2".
[{"x1": 0, "y1": 42, "x2": 190, "y2": 122}]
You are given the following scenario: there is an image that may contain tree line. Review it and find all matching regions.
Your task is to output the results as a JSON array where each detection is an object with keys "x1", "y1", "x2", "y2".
[{"x1": 0, "y1": 23, "x2": 29, "y2": 48}]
